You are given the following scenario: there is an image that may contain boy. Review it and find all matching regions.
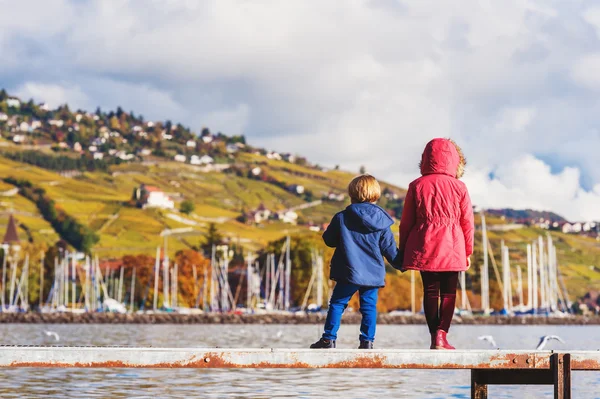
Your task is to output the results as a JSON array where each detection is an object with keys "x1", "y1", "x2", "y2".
[{"x1": 310, "y1": 174, "x2": 400, "y2": 349}]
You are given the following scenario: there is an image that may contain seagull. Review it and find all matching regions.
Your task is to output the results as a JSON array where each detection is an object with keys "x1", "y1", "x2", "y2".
[
  {"x1": 536, "y1": 335, "x2": 565, "y2": 350},
  {"x1": 44, "y1": 331, "x2": 60, "y2": 342},
  {"x1": 478, "y1": 335, "x2": 498, "y2": 348}
]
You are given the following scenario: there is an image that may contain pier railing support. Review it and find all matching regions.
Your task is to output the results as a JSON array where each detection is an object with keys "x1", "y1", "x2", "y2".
[{"x1": 471, "y1": 353, "x2": 571, "y2": 399}]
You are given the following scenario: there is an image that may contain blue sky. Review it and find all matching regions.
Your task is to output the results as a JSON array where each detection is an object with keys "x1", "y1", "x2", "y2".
[{"x1": 2, "y1": 0, "x2": 600, "y2": 220}]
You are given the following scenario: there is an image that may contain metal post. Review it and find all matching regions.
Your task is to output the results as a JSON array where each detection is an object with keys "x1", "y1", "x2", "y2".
[
  {"x1": 471, "y1": 369, "x2": 488, "y2": 399},
  {"x1": 410, "y1": 270, "x2": 415, "y2": 314},
  {"x1": 552, "y1": 353, "x2": 571, "y2": 399},
  {"x1": 153, "y1": 247, "x2": 160, "y2": 311}
]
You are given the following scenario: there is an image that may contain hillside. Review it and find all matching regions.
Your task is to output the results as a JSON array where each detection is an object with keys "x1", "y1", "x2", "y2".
[{"x1": 1, "y1": 90, "x2": 600, "y2": 310}]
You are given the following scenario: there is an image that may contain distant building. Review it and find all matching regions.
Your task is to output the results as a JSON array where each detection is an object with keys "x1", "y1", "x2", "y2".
[
  {"x1": 198, "y1": 155, "x2": 214, "y2": 164},
  {"x1": 0, "y1": 112, "x2": 7, "y2": 121},
  {"x1": 248, "y1": 204, "x2": 272, "y2": 224},
  {"x1": 135, "y1": 184, "x2": 174, "y2": 210},
  {"x1": 6, "y1": 98, "x2": 20, "y2": 108},
  {"x1": 48, "y1": 119, "x2": 64, "y2": 127},
  {"x1": 266, "y1": 151, "x2": 282, "y2": 161},
  {"x1": 201, "y1": 134, "x2": 213, "y2": 144},
  {"x1": 186, "y1": 140, "x2": 197, "y2": 148},
  {"x1": 93, "y1": 152, "x2": 104, "y2": 160},
  {"x1": 39, "y1": 103, "x2": 50, "y2": 111},
  {"x1": 288, "y1": 184, "x2": 305, "y2": 195},
  {"x1": 12, "y1": 134, "x2": 25, "y2": 143},
  {"x1": 251, "y1": 167, "x2": 262, "y2": 176},
  {"x1": 226, "y1": 143, "x2": 239, "y2": 153},
  {"x1": 31, "y1": 120, "x2": 42, "y2": 130},
  {"x1": 277, "y1": 210, "x2": 299, "y2": 224},
  {"x1": 73, "y1": 142, "x2": 83, "y2": 153},
  {"x1": 326, "y1": 192, "x2": 345, "y2": 202},
  {"x1": 139, "y1": 148, "x2": 152, "y2": 156},
  {"x1": 282, "y1": 153, "x2": 296, "y2": 163},
  {"x1": 19, "y1": 122, "x2": 30, "y2": 132},
  {"x1": 174, "y1": 154, "x2": 186, "y2": 163}
]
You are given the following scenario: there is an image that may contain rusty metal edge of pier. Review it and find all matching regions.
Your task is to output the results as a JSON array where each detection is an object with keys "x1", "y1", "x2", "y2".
[{"x1": 0, "y1": 347, "x2": 599, "y2": 370}]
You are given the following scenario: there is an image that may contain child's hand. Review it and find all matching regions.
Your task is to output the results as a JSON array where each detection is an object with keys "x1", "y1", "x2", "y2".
[{"x1": 467, "y1": 256, "x2": 471, "y2": 269}]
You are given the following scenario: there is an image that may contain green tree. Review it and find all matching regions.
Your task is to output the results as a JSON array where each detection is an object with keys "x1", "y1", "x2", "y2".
[
  {"x1": 202, "y1": 223, "x2": 223, "y2": 255},
  {"x1": 180, "y1": 200, "x2": 195, "y2": 215}
]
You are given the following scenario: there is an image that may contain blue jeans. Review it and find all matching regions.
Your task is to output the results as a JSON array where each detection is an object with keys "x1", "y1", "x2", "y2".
[{"x1": 322, "y1": 282, "x2": 379, "y2": 342}]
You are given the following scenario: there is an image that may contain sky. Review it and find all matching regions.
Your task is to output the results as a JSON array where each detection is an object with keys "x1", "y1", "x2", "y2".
[{"x1": 1, "y1": 0, "x2": 600, "y2": 221}]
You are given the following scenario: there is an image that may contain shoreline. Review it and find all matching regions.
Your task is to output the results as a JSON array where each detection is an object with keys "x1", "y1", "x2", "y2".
[{"x1": 0, "y1": 313, "x2": 598, "y2": 325}]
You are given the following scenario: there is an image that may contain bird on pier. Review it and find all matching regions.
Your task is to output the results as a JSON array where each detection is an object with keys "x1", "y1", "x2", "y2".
[
  {"x1": 536, "y1": 335, "x2": 565, "y2": 350},
  {"x1": 477, "y1": 335, "x2": 498, "y2": 348}
]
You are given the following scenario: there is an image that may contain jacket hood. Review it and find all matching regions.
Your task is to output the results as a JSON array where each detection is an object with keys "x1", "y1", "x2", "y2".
[
  {"x1": 420, "y1": 138, "x2": 464, "y2": 178},
  {"x1": 345, "y1": 203, "x2": 394, "y2": 232}
]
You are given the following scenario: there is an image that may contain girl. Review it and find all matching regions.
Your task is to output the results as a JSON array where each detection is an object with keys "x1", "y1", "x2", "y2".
[{"x1": 399, "y1": 138, "x2": 474, "y2": 350}]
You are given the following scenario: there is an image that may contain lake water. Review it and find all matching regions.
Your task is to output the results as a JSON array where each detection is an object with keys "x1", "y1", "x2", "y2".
[{"x1": 0, "y1": 324, "x2": 599, "y2": 398}]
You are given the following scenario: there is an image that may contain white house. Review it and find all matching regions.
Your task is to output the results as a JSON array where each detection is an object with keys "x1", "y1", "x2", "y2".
[
  {"x1": 19, "y1": 122, "x2": 30, "y2": 132},
  {"x1": 288, "y1": 184, "x2": 305, "y2": 195},
  {"x1": 186, "y1": 140, "x2": 197, "y2": 148},
  {"x1": 190, "y1": 155, "x2": 202, "y2": 165},
  {"x1": 277, "y1": 210, "x2": 299, "y2": 224},
  {"x1": 75, "y1": 114, "x2": 83, "y2": 122},
  {"x1": 572, "y1": 222, "x2": 583, "y2": 233},
  {"x1": 283, "y1": 154, "x2": 296, "y2": 163},
  {"x1": 146, "y1": 121, "x2": 155, "y2": 128},
  {"x1": 226, "y1": 143, "x2": 239, "y2": 153},
  {"x1": 139, "y1": 148, "x2": 152, "y2": 156},
  {"x1": 93, "y1": 152, "x2": 104, "y2": 160},
  {"x1": 136, "y1": 185, "x2": 174, "y2": 210},
  {"x1": 198, "y1": 155, "x2": 214, "y2": 164},
  {"x1": 266, "y1": 151, "x2": 282, "y2": 160},
  {"x1": 48, "y1": 119, "x2": 64, "y2": 127},
  {"x1": 201, "y1": 134, "x2": 213, "y2": 143},
  {"x1": 251, "y1": 167, "x2": 262, "y2": 176},
  {"x1": 31, "y1": 120, "x2": 42, "y2": 130},
  {"x1": 6, "y1": 98, "x2": 20, "y2": 108},
  {"x1": 89, "y1": 145, "x2": 98, "y2": 152},
  {"x1": 327, "y1": 192, "x2": 345, "y2": 202},
  {"x1": 250, "y1": 204, "x2": 271, "y2": 223},
  {"x1": 12, "y1": 134, "x2": 25, "y2": 143},
  {"x1": 0, "y1": 113, "x2": 7, "y2": 121},
  {"x1": 174, "y1": 154, "x2": 186, "y2": 163},
  {"x1": 39, "y1": 103, "x2": 50, "y2": 111},
  {"x1": 73, "y1": 142, "x2": 83, "y2": 152}
]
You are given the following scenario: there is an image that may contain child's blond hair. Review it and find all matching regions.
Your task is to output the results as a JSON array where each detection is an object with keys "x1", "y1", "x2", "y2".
[{"x1": 348, "y1": 174, "x2": 381, "y2": 203}]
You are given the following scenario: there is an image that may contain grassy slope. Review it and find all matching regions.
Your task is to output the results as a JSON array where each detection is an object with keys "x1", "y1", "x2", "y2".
[{"x1": 2, "y1": 154, "x2": 599, "y2": 301}]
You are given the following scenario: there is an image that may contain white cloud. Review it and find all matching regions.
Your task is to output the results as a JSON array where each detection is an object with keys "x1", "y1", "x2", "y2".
[
  {"x1": 14, "y1": 82, "x2": 90, "y2": 109},
  {"x1": 1, "y1": 0, "x2": 600, "y2": 220},
  {"x1": 464, "y1": 155, "x2": 600, "y2": 221}
]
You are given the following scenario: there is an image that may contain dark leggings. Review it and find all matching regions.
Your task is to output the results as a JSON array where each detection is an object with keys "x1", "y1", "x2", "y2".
[{"x1": 420, "y1": 271, "x2": 459, "y2": 334}]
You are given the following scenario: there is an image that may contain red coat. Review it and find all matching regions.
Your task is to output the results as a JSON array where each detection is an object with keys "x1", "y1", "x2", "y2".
[{"x1": 399, "y1": 138, "x2": 474, "y2": 272}]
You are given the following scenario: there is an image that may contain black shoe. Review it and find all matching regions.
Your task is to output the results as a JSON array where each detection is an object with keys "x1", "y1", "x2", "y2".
[
  {"x1": 310, "y1": 338, "x2": 336, "y2": 349},
  {"x1": 358, "y1": 340, "x2": 373, "y2": 349}
]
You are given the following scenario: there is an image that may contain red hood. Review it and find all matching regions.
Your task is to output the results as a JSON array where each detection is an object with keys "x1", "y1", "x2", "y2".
[{"x1": 420, "y1": 138, "x2": 460, "y2": 177}]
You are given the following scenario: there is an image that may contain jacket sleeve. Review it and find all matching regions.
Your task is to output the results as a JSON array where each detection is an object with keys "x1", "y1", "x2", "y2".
[
  {"x1": 460, "y1": 187, "x2": 475, "y2": 257},
  {"x1": 380, "y1": 227, "x2": 401, "y2": 268},
  {"x1": 322, "y1": 213, "x2": 341, "y2": 248},
  {"x1": 399, "y1": 183, "x2": 416, "y2": 252}
]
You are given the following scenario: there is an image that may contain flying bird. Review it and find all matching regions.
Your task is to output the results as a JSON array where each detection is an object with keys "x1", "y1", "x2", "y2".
[
  {"x1": 44, "y1": 331, "x2": 60, "y2": 342},
  {"x1": 477, "y1": 335, "x2": 498, "y2": 348},
  {"x1": 536, "y1": 335, "x2": 565, "y2": 350}
]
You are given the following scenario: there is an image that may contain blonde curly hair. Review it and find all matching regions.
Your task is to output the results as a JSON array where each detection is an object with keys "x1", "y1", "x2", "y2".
[{"x1": 448, "y1": 138, "x2": 467, "y2": 179}]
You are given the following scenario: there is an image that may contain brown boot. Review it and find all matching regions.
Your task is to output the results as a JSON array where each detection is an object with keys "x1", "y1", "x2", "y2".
[{"x1": 434, "y1": 329, "x2": 455, "y2": 350}]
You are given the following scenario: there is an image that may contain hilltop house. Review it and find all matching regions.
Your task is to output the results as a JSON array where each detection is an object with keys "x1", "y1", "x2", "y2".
[
  {"x1": 19, "y1": 122, "x2": 30, "y2": 132},
  {"x1": 266, "y1": 151, "x2": 282, "y2": 160},
  {"x1": 186, "y1": 140, "x2": 197, "y2": 148},
  {"x1": 0, "y1": 112, "x2": 7, "y2": 121},
  {"x1": 135, "y1": 184, "x2": 174, "y2": 210},
  {"x1": 39, "y1": 103, "x2": 50, "y2": 111},
  {"x1": 48, "y1": 119, "x2": 64, "y2": 127},
  {"x1": 244, "y1": 204, "x2": 272, "y2": 224},
  {"x1": 251, "y1": 167, "x2": 262, "y2": 176},
  {"x1": 6, "y1": 98, "x2": 20, "y2": 108},
  {"x1": 326, "y1": 192, "x2": 345, "y2": 202},
  {"x1": 287, "y1": 184, "x2": 305, "y2": 195},
  {"x1": 276, "y1": 210, "x2": 298, "y2": 224},
  {"x1": 174, "y1": 154, "x2": 186, "y2": 163},
  {"x1": 93, "y1": 152, "x2": 104, "y2": 160}
]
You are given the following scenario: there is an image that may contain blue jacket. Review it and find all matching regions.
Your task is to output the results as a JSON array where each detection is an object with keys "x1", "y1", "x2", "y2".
[{"x1": 323, "y1": 203, "x2": 400, "y2": 287}]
